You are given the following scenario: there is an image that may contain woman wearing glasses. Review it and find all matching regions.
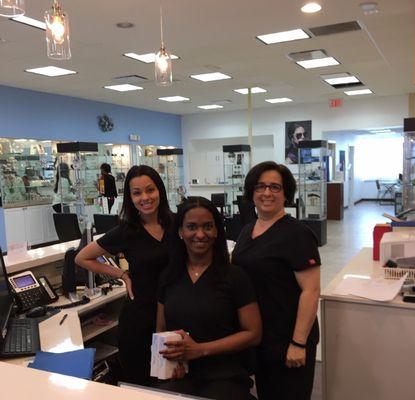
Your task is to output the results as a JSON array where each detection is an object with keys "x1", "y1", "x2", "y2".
[{"x1": 232, "y1": 161, "x2": 320, "y2": 400}]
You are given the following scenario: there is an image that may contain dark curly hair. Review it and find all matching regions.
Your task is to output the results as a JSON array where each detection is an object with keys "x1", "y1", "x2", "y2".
[
  {"x1": 244, "y1": 161, "x2": 297, "y2": 205},
  {"x1": 120, "y1": 165, "x2": 173, "y2": 230}
]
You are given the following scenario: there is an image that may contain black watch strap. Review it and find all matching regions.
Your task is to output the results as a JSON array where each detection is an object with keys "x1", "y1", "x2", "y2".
[{"x1": 290, "y1": 339, "x2": 306, "y2": 349}]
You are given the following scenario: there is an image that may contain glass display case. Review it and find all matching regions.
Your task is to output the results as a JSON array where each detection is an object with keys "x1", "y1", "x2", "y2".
[
  {"x1": 56, "y1": 142, "x2": 100, "y2": 227},
  {"x1": 402, "y1": 118, "x2": 415, "y2": 211},
  {"x1": 298, "y1": 140, "x2": 328, "y2": 246},
  {"x1": 156, "y1": 148, "x2": 184, "y2": 212},
  {"x1": 222, "y1": 145, "x2": 251, "y2": 216},
  {"x1": 0, "y1": 139, "x2": 57, "y2": 208},
  {"x1": 136, "y1": 144, "x2": 159, "y2": 169}
]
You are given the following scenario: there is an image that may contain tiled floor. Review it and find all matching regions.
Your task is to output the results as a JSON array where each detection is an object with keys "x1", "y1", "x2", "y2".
[{"x1": 311, "y1": 201, "x2": 394, "y2": 400}]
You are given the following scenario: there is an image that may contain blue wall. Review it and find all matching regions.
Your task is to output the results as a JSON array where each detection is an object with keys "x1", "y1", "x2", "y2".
[
  {"x1": 0, "y1": 85, "x2": 182, "y2": 250},
  {"x1": 0, "y1": 85, "x2": 182, "y2": 145}
]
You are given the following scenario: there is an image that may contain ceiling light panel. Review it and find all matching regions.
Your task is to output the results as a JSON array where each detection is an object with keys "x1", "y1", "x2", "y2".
[
  {"x1": 234, "y1": 87, "x2": 267, "y2": 94},
  {"x1": 190, "y1": 73, "x2": 231, "y2": 82},
  {"x1": 197, "y1": 104, "x2": 224, "y2": 110},
  {"x1": 124, "y1": 52, "x2": 179, "y2": 63},
  {"x1": 265, "y1": 98, "x2": 293, "y2": 103},
  {"x1": 104, "y1": 84, "x2": 143, "y2": 92},
  {"x1": 257, "y1": 29, "x2": 310, "y2": 45},
  {"x1": 11, "y1": 16, "x2": 46, "y2": 30},
  {"x1": 158, "y1": 96, "x2": 190, "y2": 102},
  {"x1": 25, "y1": 66, "x2": 77, "y2": 77},
  {"x1": 301, "y1": 2, "x2": 322, "y2": 13},
  {"x1": 344, "y1": 88, "x2": 373, "y2": 96},
  {"x1": 321, "y1": 73, "x2": 359, "y2": 85},
  {"x1": 297, "y1": 57, "x2": 340, "y2": 69}
]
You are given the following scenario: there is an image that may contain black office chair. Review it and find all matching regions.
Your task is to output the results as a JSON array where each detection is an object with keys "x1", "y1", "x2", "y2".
[
  {"x1": 211, "y1": 193, "x2": 227, "y2": 216},
  {"x1": 53, "y1": 213, "x2": 82, "y2": 243},
  {"x1": 93, "y1": 214, "x2": 119, "y2": 234},
  {"x1": 236, "y1": 196, "x2": 257, "y2": 226}
]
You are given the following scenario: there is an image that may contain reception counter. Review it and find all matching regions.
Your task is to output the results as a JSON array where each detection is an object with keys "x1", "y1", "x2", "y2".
[{"x1": 321, "y1": 248, "x2": 415, "y2": 400}]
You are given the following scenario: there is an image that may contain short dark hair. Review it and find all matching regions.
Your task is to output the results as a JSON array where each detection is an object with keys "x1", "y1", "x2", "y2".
[
  {"x1": 100, "y1": 163, "x2": 111, "y2": 174},
  {"x1": 120, "y1": 165, "x2": 172, "y2": 230},
  {"x1": 244, "y1": 161, "x2": 297, "y2": 205},
  {"x1": 161, "y1": 197, "x2": 229, "y2": 288}
]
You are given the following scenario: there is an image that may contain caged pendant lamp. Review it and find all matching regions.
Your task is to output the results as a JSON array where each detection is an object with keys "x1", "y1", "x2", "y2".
[
  {"x1": 155, "y1": 3, "x2": 172, "y2": 87},
  {"x1": 44, "y1": 0, "x2": 71, "y2": 60},
  {"x1": 0, "y1": 0, "x2": 25, "y2": 17}
]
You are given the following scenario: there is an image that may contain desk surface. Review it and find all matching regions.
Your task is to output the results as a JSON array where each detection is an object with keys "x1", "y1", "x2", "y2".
[
  {"x1": 321, "y1": 247, "x2": 415, "y2": 309},
  {"x1": 0, "y1": 361, "x2": 199, "y2": 400}
]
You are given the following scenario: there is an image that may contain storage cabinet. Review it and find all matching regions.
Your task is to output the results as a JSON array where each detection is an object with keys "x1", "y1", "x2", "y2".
[{"x1": 327, "y1": 182, "x2": 344, "y2": 220}]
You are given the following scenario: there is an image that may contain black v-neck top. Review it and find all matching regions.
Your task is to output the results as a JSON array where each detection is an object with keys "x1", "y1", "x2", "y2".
[
  {"x1": 158, "y1": 263, "x2": 256, "y2": 380},
  {"x1": 232, "y1": 214, "x2": 320, "y2": 344},
  {"x1": 97, "y1": 224, "x2": 170, "y2": 306}
]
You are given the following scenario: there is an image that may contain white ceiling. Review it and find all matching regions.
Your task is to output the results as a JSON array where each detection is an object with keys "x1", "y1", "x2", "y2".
[{"x1": 0, "y1": 0, "x2": 413, "y2": 115}]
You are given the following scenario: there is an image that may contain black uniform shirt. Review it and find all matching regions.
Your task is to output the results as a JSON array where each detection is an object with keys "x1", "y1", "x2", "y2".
[
  {"x1": 158, "y1": 263, "x2": 256, "y2": 380},
  {"x1": 97, "y1": 224, "x2": 170, "y2": 306},
  {"x1": 102, "y1": 174, "x2": 117, "y2": 198},
  {"x1": 232, "y1": 214, "x2": 320, "y2": 344}
]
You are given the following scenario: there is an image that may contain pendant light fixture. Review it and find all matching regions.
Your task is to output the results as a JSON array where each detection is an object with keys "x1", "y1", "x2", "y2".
[
  {"x1": 44, "y1": 0, "x2": 71, "y2": 60},
  {"x1": 0, "y1": 0, "x2": 25, "y2": 17},
  {"x1": 155, "y1": 3, "x2": 172, "y2": 87}
]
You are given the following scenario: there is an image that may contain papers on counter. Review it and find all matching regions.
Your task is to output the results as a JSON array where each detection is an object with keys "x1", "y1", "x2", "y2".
[{"x1": 332, "y1": 273, "x2": 407, "y2": 302}]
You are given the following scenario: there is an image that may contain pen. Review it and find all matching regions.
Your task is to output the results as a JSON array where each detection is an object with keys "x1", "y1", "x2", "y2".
[{"x1": 59, "y1": 313, "x2": 68, "y2": 325}]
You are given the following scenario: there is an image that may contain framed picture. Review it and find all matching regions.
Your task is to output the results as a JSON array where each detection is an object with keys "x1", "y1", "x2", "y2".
[{"x1": 285, "y1": 120, "x2": 312, "y2": 164}]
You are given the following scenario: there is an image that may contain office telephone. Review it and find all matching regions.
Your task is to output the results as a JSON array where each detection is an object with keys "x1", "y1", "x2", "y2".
[{"x1": 8, "y1": 271, "x2": 58, "y2": 312}]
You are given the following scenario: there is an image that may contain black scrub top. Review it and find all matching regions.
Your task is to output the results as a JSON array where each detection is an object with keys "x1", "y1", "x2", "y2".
[
  {"x1": 97, "y1": 224, "x2": 170, "y2": 306},
  {"x1": 158, "y1": 263, "x2": 256, "y2": 380},
  {"x1": 232, "y1": 214, "x2": 320, "y2": 344}
]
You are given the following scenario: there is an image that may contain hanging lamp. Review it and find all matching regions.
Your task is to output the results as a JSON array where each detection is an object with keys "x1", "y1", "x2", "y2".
[
  {"x1": 44, "y1": 0, "x2": 71, "y2": 60},
  {"x1": 155, "y1": 3, "x2": 172, "y2": 87},
  {"x1": 0, "y1": 0, "x2": 25, "y2": 17}
]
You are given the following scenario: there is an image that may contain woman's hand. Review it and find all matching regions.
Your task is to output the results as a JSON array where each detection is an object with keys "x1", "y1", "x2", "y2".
[
  {"x1": 285, "y1": 343, "x2": 306, "y2": 368},
  {"x1": 160, "y1": 330, "x2": 204, "y2": 361},
  {"x1": 171, "y1": 362, "x2": 186, "y2": 380},
  {"x1": 121, "y1": 271, "x2": 134, "y2": 300}
]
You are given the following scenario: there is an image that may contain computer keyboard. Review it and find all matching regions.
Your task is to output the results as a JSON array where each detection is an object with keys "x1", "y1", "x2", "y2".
[{"x1": 1, "y1": 318, "x2": 40, "y2": 357}]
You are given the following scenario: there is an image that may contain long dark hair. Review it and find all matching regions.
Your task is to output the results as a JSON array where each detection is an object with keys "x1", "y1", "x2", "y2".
[
  {"x1": 53, "y1": 163, "x2": 72, "y2": 194},
  {"x1": 161, "y1": 197, "x2": 229, "y2": 288},
  {"x1": 119, "y1": 165, "x2": 173, "y2": 230}
]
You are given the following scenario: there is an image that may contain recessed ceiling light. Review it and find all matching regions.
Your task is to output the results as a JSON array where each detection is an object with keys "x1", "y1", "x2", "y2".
[
  {"x1": 11, "y1": 15, "x2": 46, "y2": 30},
  {"x1": 124, "y1": 52, "x2": 179, "y2": 63},
  {"x1": 265, "y1": 97, "x2": 293, "y2": 103},
  {"x1": 41, "y1": 140, "x2": 51, "y2": 143},
  {"x1": 321, "y1": 73, "x2": 360, "y2": 85},
  {"x1": 158, "y1": 96, "x2": 190, "y2": 102},
  {"x1": 257, "y1": 29, "x2": 310, "y2": 45},
  {"x1": 25, "y1": 66, "x2": 77, "y2": 77},
  {"x1": 370, "y1": 129, "x2": 392, "y2": 134},
  {"x1": 14, "y1": 139, "x2": 27, "y2": 142},
  {"x1": 344, "y1": 88, "x2": 373, "y2": 96},
  {"x1": 297, "y1": 57, "x2": 340, "y2": 69},
  {"x1": 197, "y1": 104, "x2": 224, "y2": 110},
  {"x1": 190, "y1": 73, "x2": 232, "y2": 82},
  {"x1": 359, "y1": 2, "x2": 379, "y2": 15},
  {"x1": 104, "y1": 84, "x2": 143, "y2": 92},
  {"x1": 105, "y1": 143, "x2": 113, "y2": 146},
  {"x1": 234, "y1": 87, "x2": 267, "y2": 94},
  {"x1": 301, "y1": 2, "x2": 322, "y2": 13}
]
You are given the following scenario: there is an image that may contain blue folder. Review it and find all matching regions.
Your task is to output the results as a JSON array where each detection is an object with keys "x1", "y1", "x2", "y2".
[{"x1": 28, "y1": 348, "x2": 96, "y2": 380}]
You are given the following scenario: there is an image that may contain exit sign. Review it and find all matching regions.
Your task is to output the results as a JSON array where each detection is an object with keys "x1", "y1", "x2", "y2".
[{"x1": 330, "y1": 98, "x2": 343, "y2": 108}]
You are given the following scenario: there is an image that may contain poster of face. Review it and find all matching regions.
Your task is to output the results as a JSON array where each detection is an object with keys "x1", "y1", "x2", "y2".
[{"x1": 285, "y1": 120, "x2": 312, "y2": 164}]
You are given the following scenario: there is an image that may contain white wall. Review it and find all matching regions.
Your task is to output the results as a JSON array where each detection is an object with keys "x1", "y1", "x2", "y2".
[{"x1": 182, "y1": 94, "x2": 408, "y2": 202}]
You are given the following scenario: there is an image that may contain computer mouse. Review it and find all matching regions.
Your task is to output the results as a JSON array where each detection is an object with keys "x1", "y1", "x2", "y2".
[{"x1": 26, "y1": 306, "x2": 47, "y2": 318}]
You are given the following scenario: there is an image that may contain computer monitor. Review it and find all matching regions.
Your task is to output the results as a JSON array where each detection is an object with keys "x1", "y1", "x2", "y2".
[{"x1": 0, "y1": 249, "x2": 13, "y2": 342}]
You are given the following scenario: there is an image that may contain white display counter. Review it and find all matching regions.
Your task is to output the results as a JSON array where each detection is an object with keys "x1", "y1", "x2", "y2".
[{"x1": 321, "y1": 248, "x2": 415, "y2": 400}]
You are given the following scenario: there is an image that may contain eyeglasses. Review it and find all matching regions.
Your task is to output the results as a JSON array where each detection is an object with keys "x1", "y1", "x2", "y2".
[
  {"x1": 254, "y1": 183, "x2": 283, "y2": 193},
  {"x1": 294, "y1": 132, "x2": 305, "y2": 140}
]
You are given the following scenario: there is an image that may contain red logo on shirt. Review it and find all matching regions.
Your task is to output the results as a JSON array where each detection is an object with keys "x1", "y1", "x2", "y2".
[{"x1": 308, "y1": 259, "x2": 317, "y2": 265}]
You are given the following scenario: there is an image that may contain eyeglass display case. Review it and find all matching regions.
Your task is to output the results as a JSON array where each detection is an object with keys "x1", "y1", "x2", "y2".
[
  {"x1": 298, "y1": 140, "x2": 328, "y2": 246},
  {"x1": 222, "y1": 145, "x2": 251, "y2": 216},
  {"x1": 402, "y1": 118, "x2": 415, "y2": 212},
  {"x1": 156, "y1": 148, "x2": 184, "y2": 212}
]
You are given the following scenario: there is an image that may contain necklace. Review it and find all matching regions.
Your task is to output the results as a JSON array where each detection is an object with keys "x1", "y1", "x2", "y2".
[{"x1": 188, "y1": 262, "x2": 210, "y2": 278}]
